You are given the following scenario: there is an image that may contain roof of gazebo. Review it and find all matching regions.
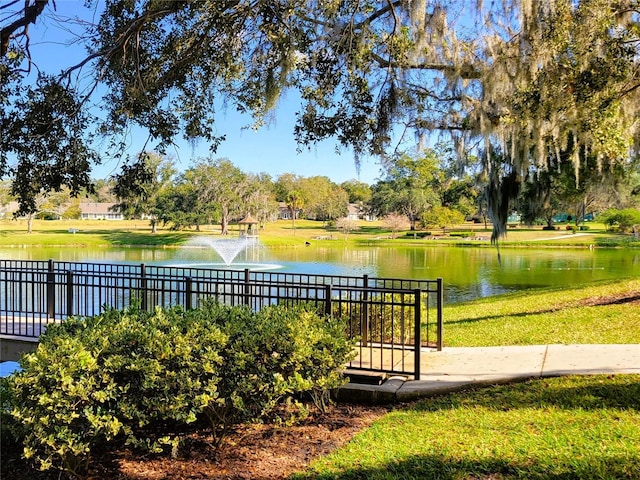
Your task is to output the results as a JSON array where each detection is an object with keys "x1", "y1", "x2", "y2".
[{"x1": 238, "y1": 215, "x2": 258, "y2": 225}]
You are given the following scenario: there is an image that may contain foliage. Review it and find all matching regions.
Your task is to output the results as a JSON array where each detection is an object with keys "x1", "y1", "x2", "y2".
[
  {"x1": 380, "y1": 213, "x2": 410, "y2": 238},
  {"x1": 197, "y1": 301, "x2": 355, "y2": 443},
  {"x1": 421, "y1": 206, "x2": 465, "y2": 234},
  {"x1": 370, "y1": 151, "x2": 442, "y2": 230},
  {"x1": 111, "y1": 152, "x2": 176, "y2": 233},
  {"x1": 1, "y1": 73, "x2": 98, "y2": 217},
  {"x1": 3, "y1": 1, "x2": 640, "y2": 239},
  {"x1": 598, "y1": 208, "x2": 640, "y2": 232},
  {"x1": 335, "y1": 217, "x2": 360, "y2": 240},
  {"x1": 6, "y1": 302, "x2": 354, "y2": 475}
]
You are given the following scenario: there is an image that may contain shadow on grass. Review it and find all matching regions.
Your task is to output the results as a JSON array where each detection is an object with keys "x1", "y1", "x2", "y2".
[
  {"x1": 296, "y1": 376, "x2": 640, "y2": 479},
  {"x1": 97, "y1": 231, "x2": 192, "y2": 246}
]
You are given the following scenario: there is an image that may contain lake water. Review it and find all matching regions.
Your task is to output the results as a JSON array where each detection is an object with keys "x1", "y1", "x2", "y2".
[{"x1": 0, "y1": 243, "x2": 637, "y2": 303}]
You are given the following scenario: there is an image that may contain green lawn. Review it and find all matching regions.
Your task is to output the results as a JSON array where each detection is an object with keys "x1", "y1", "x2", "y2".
[
  {"x1": 443, "y1": 278, "x2": 640, "y2": 346},
  {"x1": 295, "y1": 278, "x2": 640, "y2": 479},
  {"x1": 0, "y1": 218, "x2": 636, "y2": 248},
  {"x1": 296, "y1": 374, "x2": 640, "y2": 479}
]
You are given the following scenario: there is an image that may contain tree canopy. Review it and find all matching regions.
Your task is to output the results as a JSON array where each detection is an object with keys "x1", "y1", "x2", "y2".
[{"x1": 2, "y1": 0, "x2": 640, "y2": 237}]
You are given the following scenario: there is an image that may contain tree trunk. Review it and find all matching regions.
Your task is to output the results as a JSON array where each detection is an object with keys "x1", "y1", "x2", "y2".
[{"x1": 27, "y1": 213, "x2": 34, "y2": 234}]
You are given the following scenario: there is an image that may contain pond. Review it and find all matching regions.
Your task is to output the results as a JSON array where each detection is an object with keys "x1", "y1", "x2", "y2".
[{"x1": 0, "y1": 243, "x2": 637, "y2": 304}]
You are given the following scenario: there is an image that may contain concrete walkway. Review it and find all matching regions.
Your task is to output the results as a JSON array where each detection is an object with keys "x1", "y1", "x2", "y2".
[
  {"x1": 337, "y1": 344, "x2": 640, "y2": 404},
  {"x1": 3, "y1": 344, "x2": 640, "y2": 405}
]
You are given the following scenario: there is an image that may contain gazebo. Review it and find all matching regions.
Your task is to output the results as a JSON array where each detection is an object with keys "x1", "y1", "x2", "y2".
[{"x1": 238, "y1": 215, "x2": 259, "y2": 237}]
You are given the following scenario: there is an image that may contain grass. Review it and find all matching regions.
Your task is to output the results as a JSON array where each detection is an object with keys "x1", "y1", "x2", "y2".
[
  {"x1": 296, "y1": 278, "x2": 640, "y2": 479},
  {"x1": 443, "y1": 278, "x2": 640, "y2": 346},
  {"x1": 0, "y1": 218, "x2": 638, "y2": 248},
  {"x1": 296, "y1": 374, "x2": 640, "y2": 479}
]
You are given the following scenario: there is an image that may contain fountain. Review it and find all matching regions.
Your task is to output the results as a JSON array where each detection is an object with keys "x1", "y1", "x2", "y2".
[
  {"x1": 191, "y1": 236, "x2": 255, "y2": 266},
  {"x1": 175, "y1": 236, "x2": 281, "y2": 271}
]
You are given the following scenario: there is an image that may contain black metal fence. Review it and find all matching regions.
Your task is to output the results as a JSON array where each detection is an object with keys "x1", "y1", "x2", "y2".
[{"x1": 0, "y1": 260, "x2": 443, "y2": 378}]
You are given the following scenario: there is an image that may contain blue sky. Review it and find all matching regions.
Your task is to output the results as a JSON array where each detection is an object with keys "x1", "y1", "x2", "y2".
[{"x1": 21, "y1": 0, "x2": 384, "y2": 185}]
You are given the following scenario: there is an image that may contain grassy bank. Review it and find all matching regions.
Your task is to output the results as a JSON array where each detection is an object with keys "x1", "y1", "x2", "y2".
[
  {"x1": 444, "y1": 278, "x2": 640, "y2": 346},
  {"x1": 0, "y1": 218, "x2": 637, "y2": 248}
]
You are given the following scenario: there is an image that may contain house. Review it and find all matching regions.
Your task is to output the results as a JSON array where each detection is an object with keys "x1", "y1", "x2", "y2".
[
  {"x1": 348, "y1": 203, "x2": 376, "y2": 221},
  {"x1": 79, "y1": 203, "x2": 123, "y2": 220},
  {"x1": 278, "y1": 202, "x2": 302, "y2": 220}
]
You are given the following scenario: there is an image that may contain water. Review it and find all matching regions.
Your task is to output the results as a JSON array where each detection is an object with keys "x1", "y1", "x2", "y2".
[{"x1": 0, "y1": 244, "x2": 637, "y2": 303}]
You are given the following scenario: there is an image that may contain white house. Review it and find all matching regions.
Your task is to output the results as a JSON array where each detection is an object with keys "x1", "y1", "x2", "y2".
[{"x1": 79, "y1": 203, "x2": 123, "y2": 220}]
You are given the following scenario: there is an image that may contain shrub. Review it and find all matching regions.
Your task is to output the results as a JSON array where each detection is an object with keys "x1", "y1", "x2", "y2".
[
  {"x1": 599, "y1": 208, "x2": 640, "y2": 232},
  {"x1": 9, "y1": 306, "x2": 226, "y2": 474},
  {"x1": 7, "y1": 302, "x2": 354, "y2": 474},
  {"x1": 195, "y1": 301, "x2": 355, "y2": 444},
  {"x1": 0, "y1": 377, "x2": 19, "y2": 452}
]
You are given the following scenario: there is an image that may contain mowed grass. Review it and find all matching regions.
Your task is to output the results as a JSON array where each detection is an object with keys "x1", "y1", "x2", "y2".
[
  {"x1": 297, "y1": 279, "x2": 640, "y2": 480},
  {"x1": 296, "y1": 374, "x2": 640, "y2": 479},
  {"x1": 0, "y1": 218, "x2": 636, "y2": 248},
  {"x1": 443, "y1": 278, "x2": 640, "y2": 346}
]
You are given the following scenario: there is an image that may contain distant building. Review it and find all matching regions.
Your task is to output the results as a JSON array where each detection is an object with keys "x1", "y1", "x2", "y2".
[
  {"x1": 278, "y1": 202, "x2": 301, "y2": 220},
  {"x1": 79, "y1": 203, "x2": 122, "y2": 220},
  {"x1": 348, "y1": 203, "x2": 376, "y2": 221}
]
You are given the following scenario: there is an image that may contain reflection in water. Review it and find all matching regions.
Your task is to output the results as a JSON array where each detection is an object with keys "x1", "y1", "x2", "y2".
[{"x1": 1, "y1": 245, "x2": 637, "y2": 304}]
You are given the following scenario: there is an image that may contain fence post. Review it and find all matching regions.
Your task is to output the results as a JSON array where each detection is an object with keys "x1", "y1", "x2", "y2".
[
  {"x1": 414, "y1": 288, "x2": 421, "y2": 380},
  {"x1": 437, "y1": 278, "x2": 443, "y2": 352},
  {"x1": 361, "y1": 274, "x2": 369, "y2": 346},
  {"x1": 185, "y1": 277, "x2": 193, "y2": 310},
  {"x1": 47, "y1": 259, "x2": 55, "y2": 319},
  {"x1": 324, "y1": 285, "x2": 332, "y2": 317},
  {"x1": 66, "y1": 270, "x2": 74, "y2": 318},
  {"x1": 140, "y1": 263, "x2": 148, "y2": 311},
  {"x1": 244, "y1": 268, "x2": 250, "y2": 306}
]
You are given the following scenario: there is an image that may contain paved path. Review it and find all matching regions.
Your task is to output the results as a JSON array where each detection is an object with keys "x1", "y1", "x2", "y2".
[
  {"x1": 337, "y1": 344, "x2": 640, "y2": 403},
  {"x1": 4, "y1": 344, "x2": 640, "y2": 405}
]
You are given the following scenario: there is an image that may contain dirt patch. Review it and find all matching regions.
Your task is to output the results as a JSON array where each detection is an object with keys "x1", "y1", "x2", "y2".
[
  {"x1": 2, "y1": 404, "x2": 389, "y2": 480},
  {"x1": 579, "y1": 291, "x2": 640, "y2": 307}
]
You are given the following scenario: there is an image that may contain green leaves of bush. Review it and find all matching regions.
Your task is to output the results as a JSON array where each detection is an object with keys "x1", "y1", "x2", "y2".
[{"x1": 7, "y1": 302, "x2": 354, "y2": 475}]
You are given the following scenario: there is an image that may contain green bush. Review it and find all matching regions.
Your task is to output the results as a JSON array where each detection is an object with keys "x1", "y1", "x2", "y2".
[
  {"x1": 0, "y1": 376, "x2": 19, "y2": 452},
  {"x1": 9, "y1": 306, "x2": 226, "y2": 474},
  {"x1": 195, "y1": 300, "x2": 355, "y2": 445},
  {"x1": 7, "y1": 302, "x2": 354, "y2": 475},
  {"x1": 599, "y1": 208, "x2": 640, "y2": 232}
]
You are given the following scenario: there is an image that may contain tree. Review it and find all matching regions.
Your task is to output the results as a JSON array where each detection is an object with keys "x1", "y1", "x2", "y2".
[
  {"x1": 186, "y1": 158, "x2": 248, "y2": 235},
  {"x1": 422, "y1": 206, "x2": 465, "y2": 235},
  {"x1": 111, "y1": 152, "x2": 176, "y2": 233},
  {"x1": 4, "y1": 1, "x2": 640, "y2": 241},
  {"x1": 299, "y1": 176, "x2": 349, "y2": 224},
  {"x1": 335, "y1": 217, "x2": 360, "y2": 240},
  {"x1": 285, "y1": 190, "x2": 304, "y2": 234},
  {"x1": 599, "y1": 208, "x2": 640, "y2": 233},
  {"x1": 244, "y1": 173, "x2": 279, "y2": 228},
  {"x1": 381, "y1": 213, "x2": 410, "y2": 239},
  {"x1": 370, "y1": 151, "x2": 441, "y2": 229},
  {"x1": 340, "y1": 180, "x2": 372, "y2": 204}
]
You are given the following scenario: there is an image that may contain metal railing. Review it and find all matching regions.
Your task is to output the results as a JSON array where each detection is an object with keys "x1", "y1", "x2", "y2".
[{"x1": 0, "y1": 260, "x2": 443, "y2": 378}]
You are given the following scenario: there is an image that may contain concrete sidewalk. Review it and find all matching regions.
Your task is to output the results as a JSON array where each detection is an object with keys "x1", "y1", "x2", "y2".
[{"x1": 337, "y1": 344, "x2": 640, "y2": 404}]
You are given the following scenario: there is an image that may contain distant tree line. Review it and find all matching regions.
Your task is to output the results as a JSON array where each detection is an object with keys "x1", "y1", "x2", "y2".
[{"x1": 1, "y1": 145, "x2": 639, "y2": 235}]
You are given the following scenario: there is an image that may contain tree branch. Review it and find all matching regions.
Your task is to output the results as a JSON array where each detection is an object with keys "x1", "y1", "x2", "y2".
[{"x1": 1, "y1": 0, "x2": 49, "y2": 56}]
